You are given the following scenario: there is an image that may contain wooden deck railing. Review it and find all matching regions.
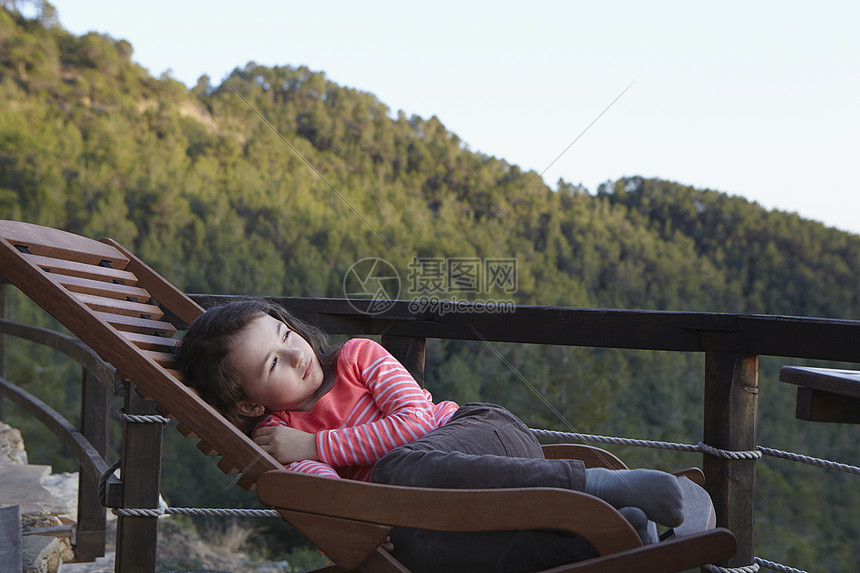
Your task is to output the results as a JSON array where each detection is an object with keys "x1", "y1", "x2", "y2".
[
  {"x1": 2, "y1": 284, "x2": 860, "y2": 571},
  {"x1": 0, "y1": 293, "x2": 124, "y2": 561}
]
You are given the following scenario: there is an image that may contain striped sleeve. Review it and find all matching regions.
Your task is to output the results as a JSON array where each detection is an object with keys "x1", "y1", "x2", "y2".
[
  {"x1": 316, "y1": 340, "x2": 440, "y2": 468},
  {"x1": 286, "y1": 460, "x2": 341, "y2": 479},
  {"x1": 256, "y1": 414, "x2": 287, "y2": 429}
]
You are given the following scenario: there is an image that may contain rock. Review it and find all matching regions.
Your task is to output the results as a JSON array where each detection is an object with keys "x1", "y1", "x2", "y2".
[
  {"x1": 0, "y1": 464, "x2": 70, "y2": 517},
  {"x1": 40, "y1": 472, "x2": 79, "y2": 520},
  {"x1": 0, "y1": 421, "x2": 28, "y2": 465},
  {"x1": 0, "y1": 439, "x2": 79, "y2": 573},
  {"x1": 21, "y1": 536, "x2": 74, "y2": 573}
]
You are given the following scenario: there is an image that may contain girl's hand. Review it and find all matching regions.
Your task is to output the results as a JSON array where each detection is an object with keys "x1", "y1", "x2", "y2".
[
  {"x1": 253, "y1": 425, "x2": 319, "y2": 464},
  {"x1": 380, "y1": 536, "x2": 394, "y2": 552}
]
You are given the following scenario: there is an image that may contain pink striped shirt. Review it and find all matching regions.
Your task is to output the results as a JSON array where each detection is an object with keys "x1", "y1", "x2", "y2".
[{"x1": 255, "y1": 338, "x2": 459, "y2": 481}]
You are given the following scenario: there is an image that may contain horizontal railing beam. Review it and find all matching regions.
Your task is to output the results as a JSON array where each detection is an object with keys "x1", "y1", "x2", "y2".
[
  {"x1": 0, "y1": 320, "x2": 123, "y2": 395},
  {"x1": 189, "y1": 296, "x2": 860, "y2": 363}
]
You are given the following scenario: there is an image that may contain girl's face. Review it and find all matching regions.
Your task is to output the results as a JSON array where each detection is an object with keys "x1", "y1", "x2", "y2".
[{"x1": 231, "y1": 313, "x2": 324, "y2": 415}]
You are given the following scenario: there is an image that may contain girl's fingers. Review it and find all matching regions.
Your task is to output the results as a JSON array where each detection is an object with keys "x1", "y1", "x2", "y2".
[
  {"x1": 253, "y1": 428, "x2": 280, "y2": 445},
  {"x1": 253, "y1": 426, "x2": 281, "y2": 440}
]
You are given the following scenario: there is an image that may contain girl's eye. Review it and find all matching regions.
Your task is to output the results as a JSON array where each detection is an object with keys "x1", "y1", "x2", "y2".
[
  {"x1": 271, "y1": 356, "x2": 278, "y2": 371},
  {"x1": 283, "y1": 330, "x2": 290, "y2": 342}
]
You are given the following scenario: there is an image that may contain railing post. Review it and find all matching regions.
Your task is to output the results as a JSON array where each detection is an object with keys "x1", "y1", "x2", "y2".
[
  {"x1": 381, "y1": 335, "x2": 426, "y2": 387},
  {"x1": 703, "y1": 352, "x2": 758, "y2": 570},
  {"x1": 0, "y1": 282, "x2": 6, "y2": 420},
  {"x1": 75, "y1": 368, "x2": 110, "y2": 561},
  {"x1": 115, "y1": 383, "x2": 163, "y2": 573},
  {"x1": 0, "y1": 504, "x2": 22, "y2": 572}
]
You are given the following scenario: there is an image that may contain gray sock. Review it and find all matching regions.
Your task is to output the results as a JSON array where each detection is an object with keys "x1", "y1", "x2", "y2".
[
  {"x1": 618, "y1": 507, "x2": 656, "y2": 544},
  {"x1": 585, "y1": 468, "x2": 684, "y2": 527}
]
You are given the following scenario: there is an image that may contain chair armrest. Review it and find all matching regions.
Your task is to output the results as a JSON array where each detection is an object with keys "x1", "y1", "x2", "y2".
[
  {"x1": 672, "y1": 467, "x2": 705, "y2": 486},
  {"x1": 544, "y1": 528, "x2": 737, "y2": 573},
  {"x1": 541, "y1": 444, "x2": 628, "y2": 469},
  {"x1": 256, "y1": 469, "x2": 641, "y2": 555}
]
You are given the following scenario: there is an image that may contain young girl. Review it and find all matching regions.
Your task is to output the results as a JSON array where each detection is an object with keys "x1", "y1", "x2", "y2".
[{"x1": 176, "y1": 299, "x2": 685, "y2": 573}]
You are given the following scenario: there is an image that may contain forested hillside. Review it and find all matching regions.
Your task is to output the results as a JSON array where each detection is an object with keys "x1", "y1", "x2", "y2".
[
  {"x1": 1, "y1": 5, "x2": 857, "y2": 571},
  {"x1": 599, "y1": 177, "x2": 860, "y2": 319}
]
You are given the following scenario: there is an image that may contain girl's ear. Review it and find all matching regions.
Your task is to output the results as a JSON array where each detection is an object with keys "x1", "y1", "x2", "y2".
[{"x1": 237, "y1": 400, "x2": 265, "y2": 417}]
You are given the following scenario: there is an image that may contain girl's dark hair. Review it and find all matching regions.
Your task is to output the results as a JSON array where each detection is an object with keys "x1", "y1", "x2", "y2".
[{"x1": 174, "y1": 299, "x2": 340, "y2": 434}]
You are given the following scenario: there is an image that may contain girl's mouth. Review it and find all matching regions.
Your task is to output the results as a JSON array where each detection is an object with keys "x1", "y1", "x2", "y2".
[{"x1": 303, "y1": 359, "x2": 313, "y2": 380}]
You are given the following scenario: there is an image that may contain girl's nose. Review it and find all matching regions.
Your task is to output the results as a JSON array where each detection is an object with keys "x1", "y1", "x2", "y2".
[{"x1": 284, "y1": 346, "x2": 302, "y2": 368}]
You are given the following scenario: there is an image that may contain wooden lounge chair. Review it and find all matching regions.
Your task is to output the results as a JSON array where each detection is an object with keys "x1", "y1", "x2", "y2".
[{"x1": 0, "y1": 220, "x2": 737, "y2": 572}]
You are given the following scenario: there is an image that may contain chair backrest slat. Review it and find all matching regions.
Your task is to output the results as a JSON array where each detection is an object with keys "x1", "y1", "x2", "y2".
[
  {"x1": 56, "y1": 274, "x2": 152, "y2": 301},
  {"x1": 140, "y1": 350, "x2": 178, "y2": 368},
  {"x1": 123, "y1": 332, "x2": 180, "y2": 353},
  {"x1": 74, "y1": 293, "x2": 165, "y2": 320},
  {"x1": 196, "y1": 440, "x2": 218, "y2": 456},
  {"x1": 24, "y1": 254, "x2": 138, "y2": 283},
  {"x1": 0, "y1": 220, "x2": 130, "y2": 268},
  {"x1": 93, "y1": 312, "x2": 176, "y2": 337},
  {"x1": 217, "y1": 457, "x2": 240, "y2": 474},
  {"x1": 176, "y1": 423, "x2": 198, "y2": 439}
]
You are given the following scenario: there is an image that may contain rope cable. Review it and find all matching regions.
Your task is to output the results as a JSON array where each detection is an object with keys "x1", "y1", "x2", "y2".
[
  {"x1": 703, "y1": 564, "x2": 759, "y2": 573},
  {"x1": 103, "y1": 415, "x2": 846, "y2": 572},
  {"x1": 754, "y1": 557, "x2": 808, "y2": 573},
  {"x1": 119, "y1": 409, "x2": 171, "y2": 424},
  {"x1": 113, "y1": 506, "x2": 280, "y2": 518},
  {"x1": 530, "y1": 428, "x2": 858, "y2": 474}
]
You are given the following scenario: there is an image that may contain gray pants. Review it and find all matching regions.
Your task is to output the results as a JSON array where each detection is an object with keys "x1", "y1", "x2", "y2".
[{"x1": 370, "y1": 403, "x2": 598, "y2": 573}]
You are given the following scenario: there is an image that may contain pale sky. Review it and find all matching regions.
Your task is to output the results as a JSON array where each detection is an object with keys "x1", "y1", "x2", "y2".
[{"x1": 45, "y1": 0, "x2": 860, "y2": 235}]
